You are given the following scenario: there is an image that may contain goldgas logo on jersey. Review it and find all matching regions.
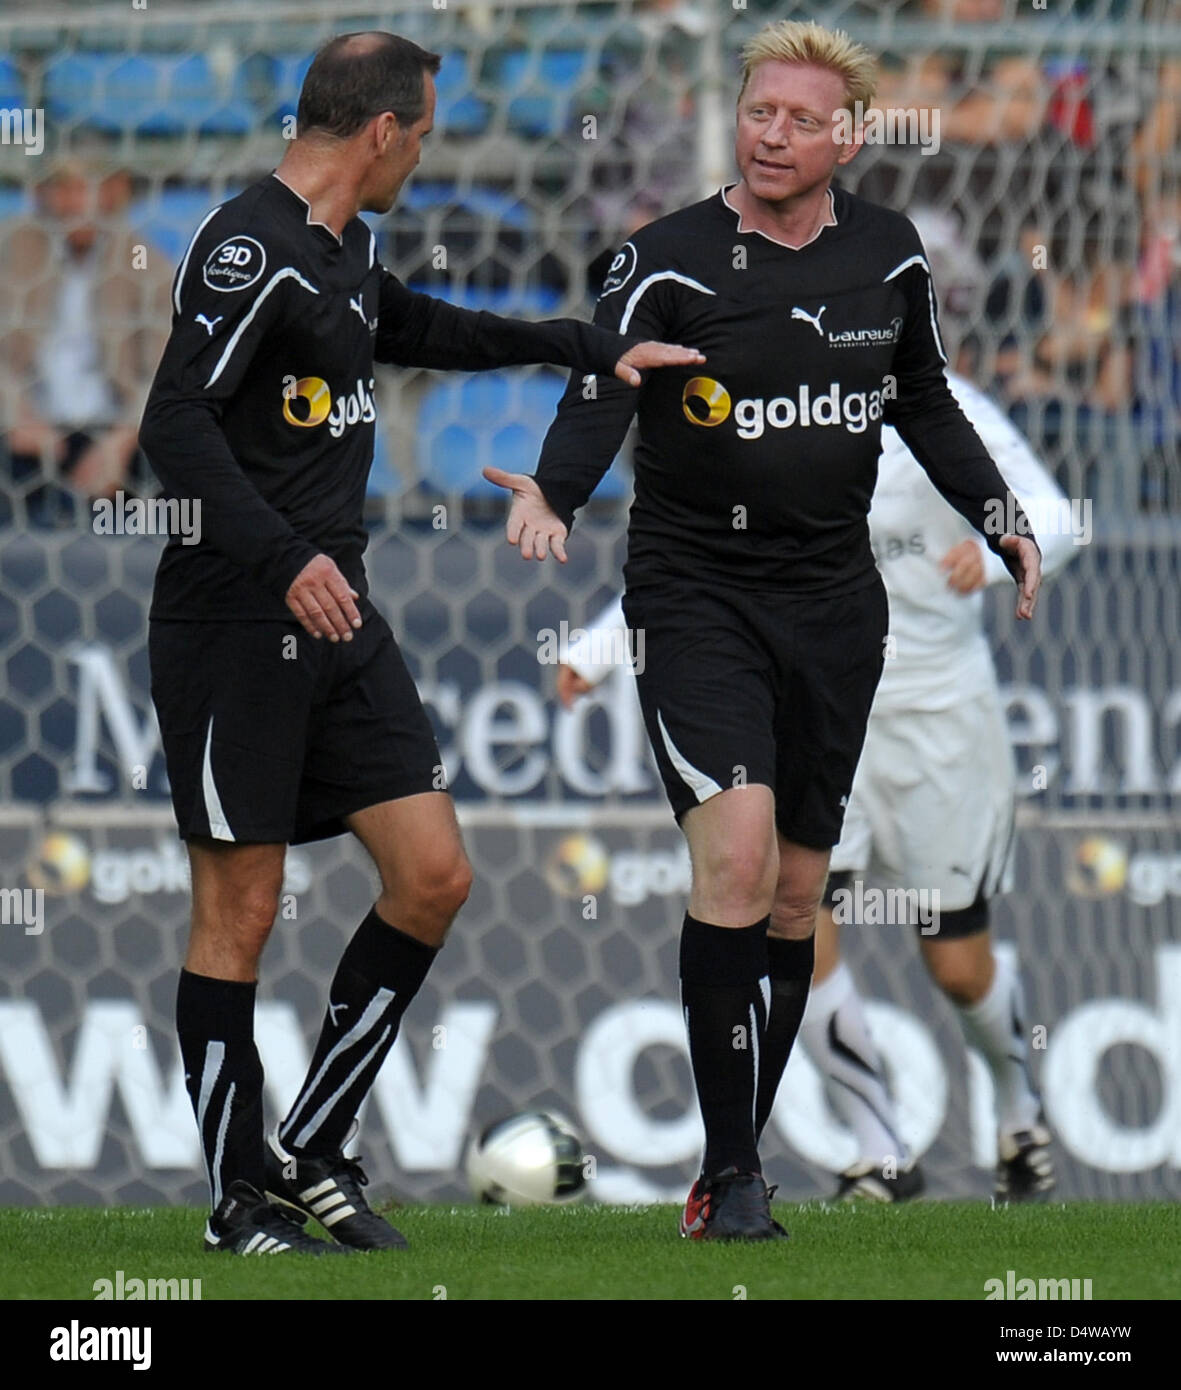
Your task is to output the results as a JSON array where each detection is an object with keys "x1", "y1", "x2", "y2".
[
  {"x1": 283, "y1": 377, "x2": 332, "y2": 429},
  {"x1": 203, "y1": 236, "x2": 267, "y2": 292},
  {"x1": 681, "y1": 376, "x2": 897, "y2": 438},
  {"x1": 282, "y1": 376, "x2": 377, "y2": 438},
  {"x1": 682, "y1": 377, "x2": 732, "y2": 426}
]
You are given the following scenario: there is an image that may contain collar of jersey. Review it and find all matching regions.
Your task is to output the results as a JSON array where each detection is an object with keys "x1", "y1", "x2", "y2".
[
  {"x1": 720, "y1": 183, "x2": 838, "y2": 250},
  {"x1": 270, "y1": 171, "x2": 344, "y2": 246}
]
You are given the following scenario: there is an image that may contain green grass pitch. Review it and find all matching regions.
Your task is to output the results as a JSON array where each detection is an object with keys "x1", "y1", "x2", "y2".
[{"x1": 2, "y1": 1199, "x2": 1178, "y2": 1301}]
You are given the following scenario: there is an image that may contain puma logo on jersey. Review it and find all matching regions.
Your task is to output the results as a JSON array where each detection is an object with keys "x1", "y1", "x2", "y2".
[
  {"x1": 328, "y1": 1001, "x2": 348, "y2": 1025},
  {"x1": 349, "y1": 295, "x2": 367, "y2": 325},
  {"x1": 196, "y1": 314, "x2": 223, "y2": 334},
  {"x1": 791, "y1": 305, "x2": 827, "y2": 336}
]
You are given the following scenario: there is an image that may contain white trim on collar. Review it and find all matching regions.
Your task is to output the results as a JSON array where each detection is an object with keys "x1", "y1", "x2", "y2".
[
  {"x1": 271, "y1": 171, "x2": 343, "y2": 245},
  {"x1": 721, "y1": 183, "x2": 837, "y2": 250}
]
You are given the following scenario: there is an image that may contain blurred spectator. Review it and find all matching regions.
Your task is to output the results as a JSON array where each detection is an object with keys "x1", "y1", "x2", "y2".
[
  {"x1": 1130, "y1": 181, "x2": 1181, "y2": 507},
  {"x1": 0, "y1": 158, "x2": 171, "y2": 526},
  {"x1": 908, "y1": 206, "x2": 988, "y2": 375},
  {"x1": 588, "y1": 0, "x2": 702, "y2": 254}
]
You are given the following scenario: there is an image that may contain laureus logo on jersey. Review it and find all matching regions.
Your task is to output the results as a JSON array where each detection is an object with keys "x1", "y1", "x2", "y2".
[
  {"x1": 282, "y1": 376, "x2": 377, "y2": 437},
  {"x1": 682, "y1": 375, "x2": 897, "y2": 438},
  {"x1": 791, "y1": 305, "x2": 904, "y2": 348}
]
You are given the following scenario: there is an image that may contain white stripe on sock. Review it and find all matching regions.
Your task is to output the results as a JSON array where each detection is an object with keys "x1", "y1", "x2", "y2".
[
  {"x1": 195, "y1": 1041, "x2": 226, "y2": 1205},
  {"x1": 749, "y1": 1001, "x2": 760, "y2": 1132},
  {"x1": 283, "y1": 986, "x2": 395, "y2": 1147},
  {"x1": 210, "y1": 1080, "x2": 235, "y2": 1210},
  {"x1": 291, "y1": 1023, "x2": 392, "y2": 1151}
]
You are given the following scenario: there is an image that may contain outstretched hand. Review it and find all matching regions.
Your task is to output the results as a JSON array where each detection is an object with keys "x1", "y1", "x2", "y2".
[
  {"x1": 482, "y1": 467, "x2": 568, "y2": 561},
  {"x1": 613, "y1": 340, "x2": 705, "y2": 387}
]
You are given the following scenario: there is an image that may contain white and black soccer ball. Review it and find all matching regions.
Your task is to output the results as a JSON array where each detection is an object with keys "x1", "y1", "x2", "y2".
[{"x1": 465, "y1": 1110, "x2": 587, "y2": 1207}]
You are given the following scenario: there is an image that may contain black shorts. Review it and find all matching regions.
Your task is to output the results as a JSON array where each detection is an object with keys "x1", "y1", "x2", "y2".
[
  {"x1": 149, "y1": 601, "x2": 442, "y2": 845},
  {"x1": 622, "y1": 576, "x2": 888, "y2": 848}
]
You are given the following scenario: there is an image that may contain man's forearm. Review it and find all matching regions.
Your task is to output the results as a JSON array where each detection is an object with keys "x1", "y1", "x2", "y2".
[
  {"x1": 533, "y1": 374, "x2": 640, "y2": 529},
  {"x1": 893, "y1": 396, "x2": 1037, "y2": 577},
  {"x1": 140, "y1": 396, "x2": 319, "y2": 598},
  {"x1": 375, "y1": 289, "x2": 638, "y2": 376}
]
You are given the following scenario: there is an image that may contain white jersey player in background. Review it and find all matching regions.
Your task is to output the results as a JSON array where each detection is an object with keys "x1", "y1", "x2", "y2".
[{"x1": 558, "y1": 370, "x2": 1078, "y2": 1203}]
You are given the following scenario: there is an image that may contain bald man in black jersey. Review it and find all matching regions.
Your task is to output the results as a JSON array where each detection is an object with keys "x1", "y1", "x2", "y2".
[
  {"x1": 140, "y1": 31, "x2": 702, "y2": 1256},
  {"x1": 488, "y1": 19, "x2": 1042, "y2": 1241}
]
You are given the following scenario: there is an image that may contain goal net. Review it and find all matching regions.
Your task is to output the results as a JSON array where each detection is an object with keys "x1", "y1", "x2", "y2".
[{"x1": 0, "y1": 0, "x2": 1178, "y2": 1206}]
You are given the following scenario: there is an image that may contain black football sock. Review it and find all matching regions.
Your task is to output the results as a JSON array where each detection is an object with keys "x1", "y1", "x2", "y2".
[
  {"x1": 680, "y1": 913, "x2": 769, "y2": 1177},
  {"x1": 279, "y1": 906, "x2": 438, "y2": 1157},
  {"x1": 754, "y1": 934, "x2": 815, "y2": 1142},
  {"x1": 176, "y1": 969, "x2": 266, "y2": 1208}
]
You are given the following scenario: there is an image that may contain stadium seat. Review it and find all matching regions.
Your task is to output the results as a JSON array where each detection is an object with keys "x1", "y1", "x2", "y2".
[
  {"x1": 405, "y1": 284, "x2": 563, "y2": 316},
  {"x1": 366, "y1": 425, "x2": 405, "y2": 499},
  {"x1": 497, "y1": 49, "x2": 593, "y2": 138},
  {"x1": 399, "y1": 181, "x2": 532, "y2": 232},
  {"x1": 0, "y1": 186, "x2": 31, "y2": 223},
  {"x1": 131, "y1": 185, "x2": 228, "y2": 263},
  {"x1": 268, "y1": 54, "x2": 314, "y2": 126},
  {"x1": 433, "y1": 52, "x2": 492, "y2": 138},
  {"x1": 0, "y1": 56, "x2": 25, "y2": 110},
  {"x1": 417, "y1": 371, "x2": 624, "y2": 500},
  {"x1": 44, "y1": 53, "x2": 254, "y2": 138},
  {"x1": 172, "y1": 55, "x2": 256, "y2": 138}
]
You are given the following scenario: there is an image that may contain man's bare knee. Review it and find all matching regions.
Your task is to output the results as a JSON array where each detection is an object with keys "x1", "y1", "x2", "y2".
[
  {"x1": 703, "y1": 842, "x2": 776, "y2": 900},
  {"x1": 770, "y1": 892, "x2": 821, "y2": 940},
  {"x1": 385, "y1": 849, "x2": 472, "y2": 923}
]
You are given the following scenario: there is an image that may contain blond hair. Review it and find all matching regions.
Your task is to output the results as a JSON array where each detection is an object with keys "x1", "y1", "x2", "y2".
[{"x1": 739, "y1": 20, "x2": 878, "y2": 113}]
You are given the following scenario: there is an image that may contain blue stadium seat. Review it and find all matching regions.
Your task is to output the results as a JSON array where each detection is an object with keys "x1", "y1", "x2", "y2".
[
  {"x1": 405, "y1": 284, "x2": 563, "y2": 316},
  {"x1": 172, "y1": 55, "x2": 255, "y2": 137},
  {"x1": 366, "y1": 425, "x2": 404, "y2": 498},
  {"x1": 0, "y1": 185, "x2": 31, "y2": 223},
  {"x1": 497, "y1": 49, "x2": 593, "y2": 138},
  {"x1": 269, "y1": 54, "x2": 313, "y2": 126},
  {"x1": 433, "y1": 52, "x2": 491, "y2": 137},
  {"x1": 44, "y1": 53, "x2": 254, "y2": 138},
  {"x1": 417, "y1": 372, "x2": 624, "y2": 499},
  {"x1": 400, "y1": 182, "x2": 532, "y2": 231},
  {"x1": 0, "y1": 56, "x2": 25, "y2": 109},
  {"x1": 44, "y1": 54, "x2": 119, "y2": 132},
  {"x1": 131, "y1": 185, "x2": 230, "y2": 263}
]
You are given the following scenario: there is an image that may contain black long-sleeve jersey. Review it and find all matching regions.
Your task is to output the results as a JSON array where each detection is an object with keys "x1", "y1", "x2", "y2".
[
  {"x1": 141, "y1": 174, "x2": 639, "y2": 620},
  {"x1": 535, "y1": 185, "x2": 1033, "y2": 596}
]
